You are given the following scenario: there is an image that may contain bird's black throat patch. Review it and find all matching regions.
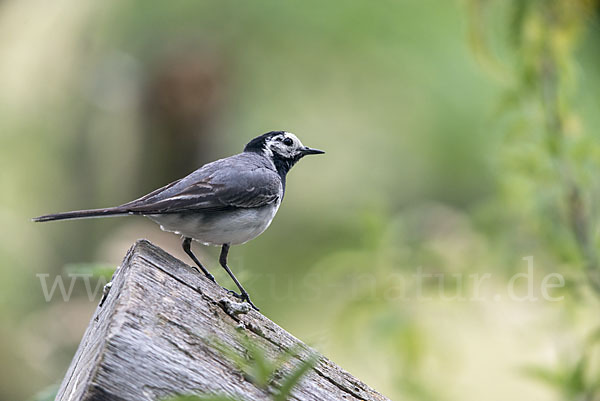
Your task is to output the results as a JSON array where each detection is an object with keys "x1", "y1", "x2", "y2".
[{"x1": 271, "y1": 153, "x2": 302, "y2": 191}]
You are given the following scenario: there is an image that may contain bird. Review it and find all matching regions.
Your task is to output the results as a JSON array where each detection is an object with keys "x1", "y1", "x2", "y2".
[{"x1": 33, "y1": 131, "x2": 325, "y2": 310}]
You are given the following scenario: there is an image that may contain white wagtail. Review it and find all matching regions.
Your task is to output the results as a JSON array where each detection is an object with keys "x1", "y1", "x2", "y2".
[{"x1": 33, "y1": 131, "x2": 324, "y2": 310}]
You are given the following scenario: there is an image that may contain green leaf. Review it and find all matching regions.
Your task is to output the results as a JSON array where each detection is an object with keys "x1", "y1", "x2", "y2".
[{"x1": 274, "y1": 353, "x2": 319, "y2": 401}]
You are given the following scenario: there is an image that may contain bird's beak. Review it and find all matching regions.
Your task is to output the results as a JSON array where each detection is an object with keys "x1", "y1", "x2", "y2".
[{"x1": 301, "y1": 146, "x2": 325, "y2": 156}]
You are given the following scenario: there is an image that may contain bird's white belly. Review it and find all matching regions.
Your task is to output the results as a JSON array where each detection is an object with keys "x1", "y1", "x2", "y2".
[{"x1": 147, "y1": 203, "x2": 280, "y2": 246}]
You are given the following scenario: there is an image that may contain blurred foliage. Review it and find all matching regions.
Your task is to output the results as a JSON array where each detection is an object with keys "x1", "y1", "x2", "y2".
[
  {"x1": 522, "y1": 328, "x2": 600, "y2": 400},
  {"x1": 467, "y1": 0, "x2": 600, "y2": 292},
  {"x1": 26, "y1": 384, "x2": 59, "y2": 401},
  {"x1": 2, "y1": 0, "x2": 600, "y2": 400},
  {"x1": 466, "y1": 0, "x2": 600, "y2": 399},
  {"x1": 63, "y1": 262, "x2": 116, "y2": 280}
]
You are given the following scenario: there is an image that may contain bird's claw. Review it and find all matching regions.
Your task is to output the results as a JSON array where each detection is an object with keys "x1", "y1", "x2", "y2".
[{"x1": 226, "y1": 289, "x2": 259, "y2": 311}]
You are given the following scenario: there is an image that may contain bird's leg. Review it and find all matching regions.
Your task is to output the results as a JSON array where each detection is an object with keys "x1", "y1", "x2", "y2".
[
  {"x1": 182, "y1": 237, "x2": 216, "y2": 282},
  {"x1": 219, "y1": 243, "x2": 259, "y2": 311}
]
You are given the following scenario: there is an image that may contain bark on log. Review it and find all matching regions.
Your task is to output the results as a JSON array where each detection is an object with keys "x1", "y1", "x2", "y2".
[{"x1": 55, "y1": 239, "x2": 389, "y2": 401}]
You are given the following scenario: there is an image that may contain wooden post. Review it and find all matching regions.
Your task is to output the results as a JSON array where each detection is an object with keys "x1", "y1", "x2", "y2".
[{"x1": 55, "y1": 240, "x2": 389, "y2": 401}]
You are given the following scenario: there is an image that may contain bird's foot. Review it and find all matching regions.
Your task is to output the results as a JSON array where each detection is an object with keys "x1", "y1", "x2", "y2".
[{"x1": 227, "y1": 289, "x2": 259, "y2": 311}]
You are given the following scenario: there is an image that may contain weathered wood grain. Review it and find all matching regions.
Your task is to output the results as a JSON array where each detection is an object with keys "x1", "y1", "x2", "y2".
[{"x1": 55, "y1": 239, "x2": 389, "y2": 401}]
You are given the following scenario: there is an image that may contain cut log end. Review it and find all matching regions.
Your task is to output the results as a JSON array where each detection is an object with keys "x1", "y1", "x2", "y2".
[{"x1": 55, "y1": 239, "x2": 389, "y2": 401}]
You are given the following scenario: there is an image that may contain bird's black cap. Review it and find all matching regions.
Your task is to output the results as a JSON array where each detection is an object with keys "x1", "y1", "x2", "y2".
[{"x1": 243, "y1": 131, "x2": 285, "y2": 153}]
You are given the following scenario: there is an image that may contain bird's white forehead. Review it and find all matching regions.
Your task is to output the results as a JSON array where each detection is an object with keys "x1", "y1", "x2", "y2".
[{"x1": 270, "y1": 131, "x2": 303, "y2": 146}]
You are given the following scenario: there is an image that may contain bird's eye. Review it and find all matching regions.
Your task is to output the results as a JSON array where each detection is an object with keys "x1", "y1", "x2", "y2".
[{"x1": 283, "y1": 138, "x2": 293, "y2": 146}]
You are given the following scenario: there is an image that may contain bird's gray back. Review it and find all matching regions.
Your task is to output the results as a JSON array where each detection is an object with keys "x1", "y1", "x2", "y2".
[
  {"x1": 136, "y1": 152, "x2": 284, "y2": 245},
  {"x1": 122, "y1": 152, "x2": 282, "y2": 213}
]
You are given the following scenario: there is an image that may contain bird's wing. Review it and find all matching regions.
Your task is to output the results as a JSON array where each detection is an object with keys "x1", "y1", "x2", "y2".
[{"x1": 122, "y1": 164, "x2": 281, "y2": 214}]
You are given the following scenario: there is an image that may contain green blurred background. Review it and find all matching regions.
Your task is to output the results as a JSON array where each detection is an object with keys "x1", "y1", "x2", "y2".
[{"x1": 2, "y1": 0, "x2": 600, "y2": 400}]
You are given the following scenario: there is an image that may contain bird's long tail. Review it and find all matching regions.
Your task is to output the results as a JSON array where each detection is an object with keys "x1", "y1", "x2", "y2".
[{"x1": 32, "y1": 207, "x2": 132, "y2": 222}]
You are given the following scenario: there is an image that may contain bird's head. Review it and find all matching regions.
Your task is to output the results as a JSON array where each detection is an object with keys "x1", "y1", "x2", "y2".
[{"x1": 244, "y1": 131, "x2": 325, "y2": 163}]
